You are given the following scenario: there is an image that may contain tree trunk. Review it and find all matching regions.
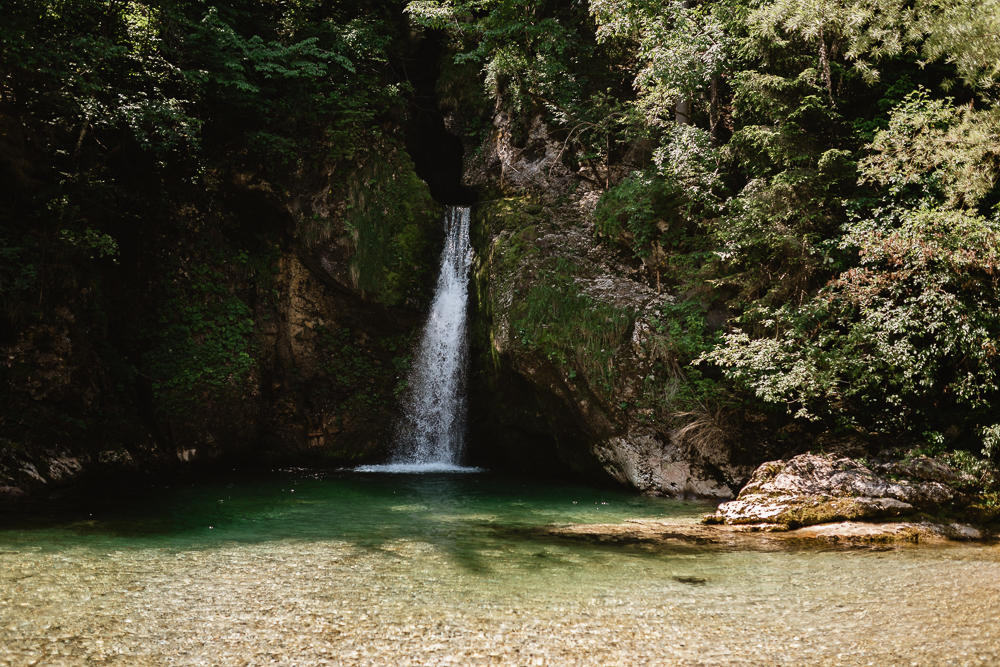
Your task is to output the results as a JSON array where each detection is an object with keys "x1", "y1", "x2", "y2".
[
  {"x1": 675, "y1": 95, "x2": 691, "y2": 125},
  {"x1": 818, "y1": 27, "x2": 835, "y2": 107},
  {"x1": 675, "y1": 0, "x2": 694, "y2": 125},
  {"x1": 709, "y1": 76, "x2": 721, "y2": 144}
]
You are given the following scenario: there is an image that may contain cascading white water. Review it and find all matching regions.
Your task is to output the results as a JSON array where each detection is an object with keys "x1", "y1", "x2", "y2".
[{"x1": 388, "y1": 205, "x2": 474, "y2": 469}]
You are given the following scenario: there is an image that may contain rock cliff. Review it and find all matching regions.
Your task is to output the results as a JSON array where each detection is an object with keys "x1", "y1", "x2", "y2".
[
  {"x1": 1, "y1": 143, "x2": 442, "y2": 500},
  {"x1": 462, "y1": 112, "x2": 754, "y2": 497}
]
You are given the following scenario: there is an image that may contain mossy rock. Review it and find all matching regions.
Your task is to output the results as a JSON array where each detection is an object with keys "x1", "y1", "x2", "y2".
[
  {"x1": 477, "y1": 197, "x2": 546, "y2": 234},
  {"x1": 963, "y1": 504, "x2": 1000, "y2": 525}
]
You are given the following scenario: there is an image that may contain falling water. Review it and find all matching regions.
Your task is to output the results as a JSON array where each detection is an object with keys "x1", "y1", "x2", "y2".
[{"x1": 388, "y1": 206, "x2": 474, "y2": 469}]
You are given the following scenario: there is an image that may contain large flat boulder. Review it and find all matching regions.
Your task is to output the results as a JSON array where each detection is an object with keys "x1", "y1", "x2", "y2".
[
  {"x1": 705, "y1": 453, "x2": 974, "y2": 528},
  {"x1": 714, "y1": 495, "x2": 916, "y2": 526}
]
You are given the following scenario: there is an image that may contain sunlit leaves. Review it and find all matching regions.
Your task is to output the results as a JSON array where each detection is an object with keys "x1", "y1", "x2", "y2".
[
  {"x1": 701, "y1": 206, "x2": 1000, "y2": 431},
  {"x1": 405, "y1": 0, "x2": 474, "y2": 31},
  {"x1": 859, "y1": 89, "x2": 1000, "y2": 210},
  {"x1": 706, "y1": 0, "x2": 1000, "y2": 443},
  {"x1": 749, "y1": 0, "x2": 917, "y2": 85},
  {"x1": 2, "y1": 1, "x2": 193, "y2": 153},
  {"x1": 590, "y1": 0, "x2": 728, "y2": 124},
  {"x1": 919, "y1": 0, "x2": 1000, "y2": 93},
  {"x1": 750, "y1": 0, "x2": 1000, "y2": 94},
  {"x1": 653, "y1": 123, "x2": 722, "y2": 195},
  {"x1": 408, "y1": 0, "x2": 596, "y2": 121},
  {"x1": 596, "y1": 124, "x2": 720, "y2": 257}
]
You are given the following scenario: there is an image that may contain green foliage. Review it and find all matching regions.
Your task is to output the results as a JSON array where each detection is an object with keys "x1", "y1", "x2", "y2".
[
  {"x1": 651, "y1": 298, "x2": 719, "y2": 362},
  {"x1": 1, "y1": 0, "x2": 403, "y2": 183},
  {"x1": 701, "y1": 206, "x2": 1000, "y2": 434},
  {"x1": 595, "y1": 171, "x2": 676, "y2": 256},
  {"x1": 179, "y1": 7, "x2": 399, "y2": 167},
  {"x1": 0, "y1": 0, "x2": 409, "y2": 370},
  {"x1": 637, "y1": 297, "x2": 724, "y2": 419},
  {"x1": 436, "y1": 54, "x2": 494, "y2": 150},
  {"x1": 409, "y1": 0, "x2": 591, "y2": 115},
  {"x1": 59, "y1": 228, "x2": 120, "y2": 262},
  {"x1": 859, "y1": 90, "x2": 1000, "y2": 210},
  {"x1": 982, "y1": 424, "x2": 1000, "y2": 461},
  {"x1": 339, "y1": 147, "x2": 443, "y2": 307},
  {"x1": 746, "y1": 0, "x2": 1000, "y2": 96},
  {"x1": 917, "y1": 0, "x2": 1000, "y2": 93},
  {"x1": 0, "y1": 236, "x2": 39, "y2": 334},
  {"x1": 315, "y1": 324, "x2": 414, "y2": 409},
  {"x1": 727, "y1": 72, "x2": 841, "y2": 176},
  {"x1": 689, "y1": 0, "x2": 1000, "y2": 454},
  {"x1": 713, "y1": 161, "x2": 855, "y2": 304},
  {"x1": 596, "y1": 124, "x2": 721, "y2": 257},
  {"x1": 408, "y1": 0, "x2": 635, "y2": 181},
  {"x1": 2, "y1": 0, "x2": 201, "y2": 156},
  {"x1": 142, "y1": 262, "x2": 258, "y2": 415},
  {"x1": 715, "y1": 43, "x2": 861, "y2": 303},
  {"x1": 512, "y1": 259, "x2": 635, "y2": 397},
  {"x1": 591, "y1": 0, "x2": 729, "y2": 124},
  {"x1": 748, "y1": 0, "x2": 917, "y2": 95},
  {"x1": 943, "y1": 450, "x2": 998, "y2": 488}
]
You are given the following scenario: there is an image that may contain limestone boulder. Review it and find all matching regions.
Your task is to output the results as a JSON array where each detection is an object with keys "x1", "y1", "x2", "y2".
[{"x1": 707, "y1": 454, "x2": 972, "y2": 528}]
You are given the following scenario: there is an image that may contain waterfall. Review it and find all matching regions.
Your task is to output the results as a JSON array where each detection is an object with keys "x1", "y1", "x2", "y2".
[{"x1": 376, "y1": 206, "x2": 476, "y2": 472}]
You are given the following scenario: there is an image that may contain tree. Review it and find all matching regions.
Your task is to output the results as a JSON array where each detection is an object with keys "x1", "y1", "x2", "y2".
[
  {"x1": 702, "y1": 88, "x2": 1000, "y2": 454},
  {"x1": 748, "y1": 0, "x2": 916, "y2": 104},
  {"x1": 859, "y1": 89, "x2": 1000, "y2": 210},
  {"x1": 406, "y1": 0, "x2": 590, "y2": 115},
  {"x1": 749, "y1": 0, "x2": 1000, "y2": 103},
  {"x1": 918, "y1": 0, "x2": 1000, "y2": 93},
  {"x1": 589, "y1": 0, "x2": 729, "y2": 127}
]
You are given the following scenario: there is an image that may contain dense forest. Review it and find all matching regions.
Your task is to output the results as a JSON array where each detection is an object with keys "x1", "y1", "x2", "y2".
[{"x1": 2, "y1": 0, "x2": 999, "y2": 499}]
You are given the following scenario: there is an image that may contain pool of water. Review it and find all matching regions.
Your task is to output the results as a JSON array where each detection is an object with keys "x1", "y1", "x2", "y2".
[{"x1": 1, "y1": 467, "x2": 998, "y2": 666}]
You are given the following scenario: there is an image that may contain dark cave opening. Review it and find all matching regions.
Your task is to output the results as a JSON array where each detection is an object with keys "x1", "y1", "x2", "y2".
[{"x1": 396, "y1": 30, "x2": 477, "y2": 206}]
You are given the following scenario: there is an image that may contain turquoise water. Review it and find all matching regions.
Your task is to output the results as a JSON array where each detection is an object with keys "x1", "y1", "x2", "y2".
[
  {"x1": 0, "y1": 468, "x2": 707, "y2": 550},
  {"x1": 2, "y1": 468, "x2": 999, "y2": 666}
]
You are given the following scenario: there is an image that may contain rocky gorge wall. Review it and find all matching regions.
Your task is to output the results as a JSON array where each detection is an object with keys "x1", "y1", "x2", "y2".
[
  {"x1": 1, "y1": 86, "x2": 760, "y2": 503},
  {"x1": 459, "y1": 112, "x2": 755, "y2": 498},
  {"x1": 3, "y1": 27, "x2": 762, "y2": 504},
  {"x1": 0, "y1": 140, "x2": 443, "y2": 501}
]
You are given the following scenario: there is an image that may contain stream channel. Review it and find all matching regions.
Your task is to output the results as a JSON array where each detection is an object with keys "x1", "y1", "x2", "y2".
[{"x1": 1, "y1": 467, "x2": 999, "y2": 666}]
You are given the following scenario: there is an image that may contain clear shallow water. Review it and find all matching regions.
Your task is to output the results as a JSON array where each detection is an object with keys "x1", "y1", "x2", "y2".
[{"x1": 1, "y1": 468, "x2": 999, "y2": 666}]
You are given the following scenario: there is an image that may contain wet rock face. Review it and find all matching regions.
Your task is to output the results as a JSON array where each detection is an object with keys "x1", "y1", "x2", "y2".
[
  {"x1": 707, "y1": 454, "x2": 976, "y2": 528},
  {"x1": 260, "y1": 251, "x2": 420, "y2": 462},
  {"x1": 464, "y1": 115, "x2": 750, "y2": 498},
  {"x1": 1, "y1": 147, "x2": 439, "y2": 500}
]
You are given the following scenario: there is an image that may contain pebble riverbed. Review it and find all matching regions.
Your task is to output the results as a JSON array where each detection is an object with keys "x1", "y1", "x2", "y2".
[{"x1": 2, "y1": 471, "x2": 999, "y2": 666}]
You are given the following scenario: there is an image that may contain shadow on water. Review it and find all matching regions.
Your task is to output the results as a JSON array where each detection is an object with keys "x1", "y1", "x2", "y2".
[
  {"x1": 0, "y1": 468, "x2": 719, "y2": 568},
  {"x1": 0, "y1": 467, "x2": 923, "y2": 574}
]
